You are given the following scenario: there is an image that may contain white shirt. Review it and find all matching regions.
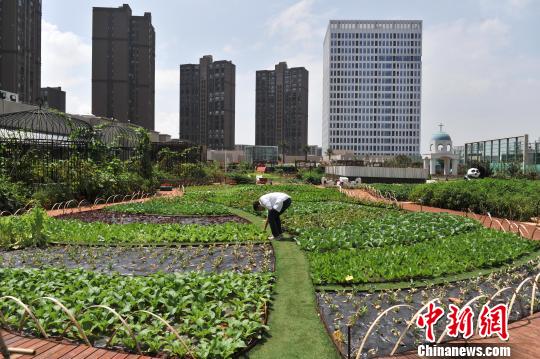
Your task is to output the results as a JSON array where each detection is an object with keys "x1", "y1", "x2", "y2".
[{"x1": 259, "y1": 192, "x2": 291, "y2": 212}]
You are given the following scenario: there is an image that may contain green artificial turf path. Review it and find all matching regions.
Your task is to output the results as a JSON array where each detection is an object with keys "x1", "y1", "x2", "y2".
[{"x1": 231, "y1": 208, "x2": 340, "y2": 359}]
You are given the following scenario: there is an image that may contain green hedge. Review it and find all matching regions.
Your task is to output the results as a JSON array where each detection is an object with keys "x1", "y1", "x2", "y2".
[
  {"x1": 370, "y1": 183, "x2": 417, "y2": 201},
  {"x1": 409, "y1": 179, "x2": 540, "y2": 221},
  {"x1": 0, "y1": 175, "x2": 28, "y2": 213}
]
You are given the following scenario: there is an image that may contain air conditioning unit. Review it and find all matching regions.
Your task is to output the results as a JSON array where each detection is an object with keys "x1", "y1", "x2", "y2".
[{"x1": 0, "y1": 90, "x2": 19, "y2": 102}]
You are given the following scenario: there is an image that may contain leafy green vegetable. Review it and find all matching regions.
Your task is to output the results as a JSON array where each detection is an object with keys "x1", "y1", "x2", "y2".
[
  {"x1": 307, "y1": 230, "x2": 539, "y2": 284},
  {"x1": 283, "y1": 201, "x2": 398, "y2": 232},
  {"x1": 0, "y1": 210, "x2": 266, "y2": 248},
  {"x1": 368, "y1": 183, "x2": 417, "y2": 201},
  {"x1": 0, "y1": 268, "x2": 273, "y2": 358},
  {"x1": 107, "y1": 195, "x2": 231, "y2": 215},
  {"x1": 44, "y1": 218, "x2": 266, "y2": 244},
  {"x1": 186, "y1": 184, "x2": 382, "y2": 214},
  {"x1": 0, "y1": 208, "x2": 47, "y2": 249},
  {"x1": 296, "y1": 212, "x2": 481, "y2": 251}
]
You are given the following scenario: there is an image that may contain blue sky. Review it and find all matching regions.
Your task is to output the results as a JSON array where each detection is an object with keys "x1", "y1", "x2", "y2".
[{"x1": 41, "y1": 0, "x2": 540, "y2": 150}]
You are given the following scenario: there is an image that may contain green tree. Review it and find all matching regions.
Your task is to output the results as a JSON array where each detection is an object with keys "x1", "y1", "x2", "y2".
[
  {"x1": 302, "y1": 145, "x2": 310, "y2": 162},
  {"x1": 325, "y1": 148, "x2": 334, "y2": 161},
  {"x1": 134, "y1": 127, "x2": 153, "y2": 179},
  {"x1": 279, "y1": 141, "x2": 289, "y2": 164}
]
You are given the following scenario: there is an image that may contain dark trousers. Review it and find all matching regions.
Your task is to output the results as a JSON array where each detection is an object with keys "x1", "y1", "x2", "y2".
[{"x1": 268, "y1": 198, "x2": 292, "y2": 237}]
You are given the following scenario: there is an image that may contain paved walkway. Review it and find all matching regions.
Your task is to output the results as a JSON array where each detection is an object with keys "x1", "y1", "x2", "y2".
[
  {"x1": 1, "y1": 330, "x2": 156, "y2": 359},
  {"x1": 342, "y1": 188, "x2": 540, "y2": 241}
]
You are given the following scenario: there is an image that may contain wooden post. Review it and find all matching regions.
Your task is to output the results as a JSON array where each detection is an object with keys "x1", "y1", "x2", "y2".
[
  {"x1": 0, "y1": 331, "x2": 10, "y2": 359},
  {"x1": 347, "y1": 325, "x2": 351, "y2": 359}
]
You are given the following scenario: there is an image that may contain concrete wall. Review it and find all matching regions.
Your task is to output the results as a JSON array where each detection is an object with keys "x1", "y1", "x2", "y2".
[
  {"x1": 326, "y1": 165, "x2": 428, "y2": 183},
  {"x1": 0, "y1": 99, "x2": 38, "y2": 115},
  {"x1": 286, "y1": 155, "x2": 322, "y2": 163}
]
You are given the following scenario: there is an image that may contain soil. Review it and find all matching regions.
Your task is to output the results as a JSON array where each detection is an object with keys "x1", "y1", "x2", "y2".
[
  {"x1": 0, "y1": 243, "x2": 274, "y2": 275},
  {"x1": 317, "y1": 259, "x2": 540, "y2": 358},
  {"x1": 56, "y1": 210, "x2": 250, "y2": 225}
]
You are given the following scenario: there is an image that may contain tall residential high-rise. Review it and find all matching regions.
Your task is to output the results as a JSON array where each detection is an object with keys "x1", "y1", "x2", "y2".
[
  {"x1": 255, "y1": 62, "x2": 308, "y2": 156},
  {"x1": 323, "y1": 20, "x2": 422, "y2": 158},
  {"x1": 179, "y1": 55, "x2": 235, "y2": 150},
  {"x1": 0, "y1": 0, "x2": 41, "y2": 104},
  {"x1": 40, "y1": 86, "x2": 66, "y2": 112},
  {"x1": 92, "y1": 4, "x2": 155, "y2": 130}
]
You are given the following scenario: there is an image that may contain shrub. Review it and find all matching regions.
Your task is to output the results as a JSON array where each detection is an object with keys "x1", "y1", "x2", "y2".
[
  {"x1": 226, "y1": 172, "x2": 254, "y2": 184},
  {"x1": 0, "y1": 207, "x2": 47, "y2": 249},
  {"x1": 0, "y1": 175, "x2": 28, "y2": 212},
  {"x1": 297, "y1": 169, "x2": 324, "y2": 185},
  {"x1": 409, "y1": 179, "x2": 540, "y2": 221},
  {"x1": 32, "y1": 183, "x2": 73, "y2": 208},
  {"x1": 370, "y1": 183, "x2": 417, "y2": 201}
]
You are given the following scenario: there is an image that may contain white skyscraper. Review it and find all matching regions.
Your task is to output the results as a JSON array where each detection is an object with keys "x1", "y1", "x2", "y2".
[{"x1": 323, "y1": 20, "x2": 422, "y2": 159}]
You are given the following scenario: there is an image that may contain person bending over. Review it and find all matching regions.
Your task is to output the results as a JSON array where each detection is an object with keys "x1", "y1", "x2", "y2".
[{"x1": 253, "y1": 192, "x2": 292, "y2": 240}]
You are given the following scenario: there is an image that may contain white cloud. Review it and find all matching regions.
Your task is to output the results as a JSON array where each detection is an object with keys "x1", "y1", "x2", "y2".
[
  {"x1": 259, "y1": 0, "x2": 331, "y2": 146},
  {"x1": 480, "y1": 0, "x2": 533, "y2": 16},
  {"x1": 155, "y1": 111, "x2": 178, "y2": 138},
  {"x1": 222, "y1": 44, "x2": 235, "y2": 54},
  {"x1": 268, "y1": 0, "x2": 317, "y2": 43},
  {"x1": 508, "y1": 0, "x2": 532, "y2": 9},
  {"x1": 41, "y1": 21, "x2": 92, "y2": 114},
  {"x1": 42, "y1": 20, "x2": 179, "y2": 136},
  {"x1": 267, "y1": 0, "x2": 328, "y2": 48},
  {"x1": 422, "y1": 18, "x2": 540, "y2": 150}
]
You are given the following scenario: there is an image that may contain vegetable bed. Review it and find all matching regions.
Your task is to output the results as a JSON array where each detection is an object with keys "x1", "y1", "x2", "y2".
[
  {"x1": 46, "y1": 219, "x2": 266, "y2": 245},
  {"x1": 57, "y1": 210, "x2": 249, "y2": 225},
  {"x1": 295, "y1": 212, "x2": 480, "y2": 251},
  {"x1": 187, "y1": 184, "x2": 363, "y2": 214},
  {"x1": 308, "y1": 230, "x2": 539, "y2": 284},
  {"x1": 283, "y1": 201, "x2": 396, "y2": 232},
  {"x1": 107, "y1": 195, "x2": 232, "y2": 216},
  {"x1": 0, "y1": 210, "x2": 266, "y2": 249},
  {"x1": 0, "y1": 268, "x2": 273, "y2": 358},
  {"x1": 0, "y1": 243, "x2": 274, "y2": 274},
  {"x1": 317, "y1": 259, "x2": 540, "y2": 358}
]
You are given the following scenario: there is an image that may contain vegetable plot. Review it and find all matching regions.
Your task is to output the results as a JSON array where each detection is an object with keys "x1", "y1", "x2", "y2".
[
  {"x1": 308, "y1": 230, "x2": 539, "y2": 284},
  {"x1": 1, "y1": 243, "x2": 274, "y2": 274},
  {"x1": 0, "y1": 268, "x2": 274, "y2": 358},
  {"x1": 0, "y1": 210, "x2": 266, "y2": 249},
  {"x1": 108, "y1": 195, "x2": 232, "y2": 215},
  {"x1": 57, "y1": 210, "x2": 248, "y2": 225},
  {"x1": 283, "y1": 201, "x2": 395, "y2": 232},
  {"x1": 318, "y1": 259, "x2": 540, "y2": 358},
  {"x1": 296, "y1": 212, "x2": 481, "y2": 251},
  {"x1": 187, "y1": 184, "x2": 359, "y2": 214},
  {"x1": 45, "y1": 219, "x2": 266, "y2": 244}
]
